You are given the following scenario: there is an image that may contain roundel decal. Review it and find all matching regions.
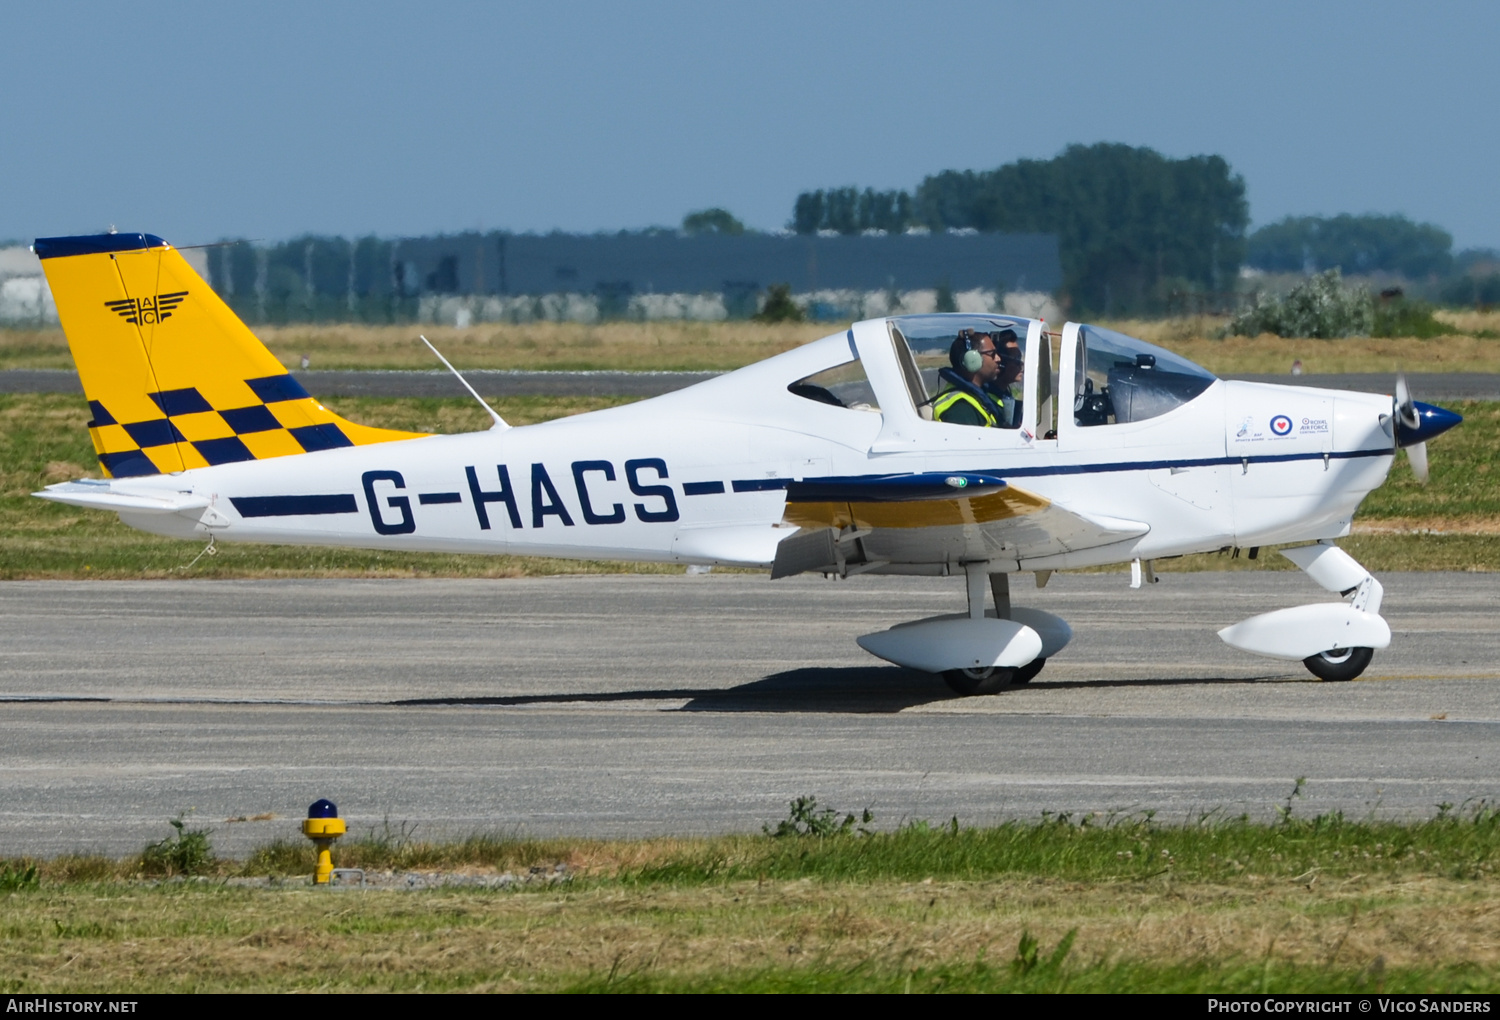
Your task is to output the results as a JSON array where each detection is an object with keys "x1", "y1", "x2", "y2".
[{"x1": 1270, "y1": 414, "x2": 1293, "y2": 436}]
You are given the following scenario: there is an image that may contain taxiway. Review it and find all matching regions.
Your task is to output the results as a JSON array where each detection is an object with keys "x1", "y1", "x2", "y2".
[{"x1": 1, "y1": 572, "x2": 1496, "y2": 856}]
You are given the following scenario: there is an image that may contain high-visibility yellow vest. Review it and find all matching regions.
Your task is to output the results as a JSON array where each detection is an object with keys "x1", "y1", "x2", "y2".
[{"x1": 933, "y1": 388, "x2": 998, "y2": 427}]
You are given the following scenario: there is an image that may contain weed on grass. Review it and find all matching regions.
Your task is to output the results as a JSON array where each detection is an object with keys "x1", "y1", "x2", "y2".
[
  {"x1": 763, "y1": 796, "x2": 875, "y2": 838},
  {"x1": 138, "y1": 814, "x2": 215, "y2": 877},
  {"x1": 0, "y1": 861, "x2": 39, "y2": 891},
  {"x1": 242, "y1": 826, "x2": 583, "y2": 879}
]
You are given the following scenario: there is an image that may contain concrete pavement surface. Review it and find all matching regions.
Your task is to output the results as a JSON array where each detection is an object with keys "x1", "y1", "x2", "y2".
[{"x1": 0, "y1": 572, "x2": 1497, "y2": 856}]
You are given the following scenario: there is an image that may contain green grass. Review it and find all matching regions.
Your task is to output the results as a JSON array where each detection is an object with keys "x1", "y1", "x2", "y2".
[
  {"x1": 3, "y1": 805, "x2": 1499, "y2": 992},
  {"x1": 0, "y1": 392, "x2": 684, "y2": 578},
  {"x1": 15, "y1": 796, "x2": 1499, "y2": 890},
  {"x1": 13, "y1": 318, "x2": 1500, "y2": 374},
  {"x1": 623, "y1": 801, "x2": 1500, "y2": 887},
  {"x1": 0, "y1": 321, "x2": 825, "y2": 373},
  {"x1": 1360, "y1": 400, "x2": 1500, "y2": 519},
  {"x1": 559, "y1": 960, "x2": 1498, "y2": 994},
  {"x1": 1151, "y1": 533, "x2": 1500, "y2": 574},
  {"x1": 1, "y1": 392, "x2": 1496, "y2": 577}
]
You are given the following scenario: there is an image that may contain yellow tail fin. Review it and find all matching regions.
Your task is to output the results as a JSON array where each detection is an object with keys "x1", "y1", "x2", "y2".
[{"x1": 35, "y1": 233, "x2": 425, "y2": 478}]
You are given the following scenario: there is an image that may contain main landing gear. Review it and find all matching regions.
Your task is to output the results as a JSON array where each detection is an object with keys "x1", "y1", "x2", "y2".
[
  {"x1": 942, "y1": 656, "x2": 1049, "y2": 696},
  {"x1": 856, "y1": 563, "x2": 1070, "y2": 697}
]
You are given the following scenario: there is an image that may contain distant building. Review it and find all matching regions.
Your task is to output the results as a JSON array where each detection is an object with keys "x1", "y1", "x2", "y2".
[
  {"x1": 394, "y1": 230, "x2": 1058, "y2": 295},
  {"x1": 206, "y1": 231, "x2": 1063, "y2": 324},
  {"x1": 0, "y1": 246, "x2": 57, "y2": 325},
  {"x1": 1, "y1": 244, "x2": 210, "y2": 326}
]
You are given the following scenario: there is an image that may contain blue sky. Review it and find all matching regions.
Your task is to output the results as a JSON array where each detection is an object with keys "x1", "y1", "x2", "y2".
[{"x1": 4, "y1": 1, "x2": 1497, "y2": 248}]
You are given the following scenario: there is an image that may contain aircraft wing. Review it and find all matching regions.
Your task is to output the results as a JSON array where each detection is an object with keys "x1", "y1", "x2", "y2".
[{"x1": 771, "y1": 472, "x2": 1147, "y2": 578}]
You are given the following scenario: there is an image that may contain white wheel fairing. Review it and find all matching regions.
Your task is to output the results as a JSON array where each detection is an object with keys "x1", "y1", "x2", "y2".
[
  {"x1": 858, "y1": 616, "x2": 1043, "y2": 674},
  {"x1": 1217, "y1": 603, "x2": 1391, "y2": 661}
]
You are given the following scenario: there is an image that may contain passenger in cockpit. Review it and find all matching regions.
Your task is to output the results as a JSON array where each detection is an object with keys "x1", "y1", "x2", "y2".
[
  {"x1": 986, "y1": 329, "x2": 1025, "y2": 427},
  {"x1": 934, "y1": 328, "x2": 1018, "y2": 428}
]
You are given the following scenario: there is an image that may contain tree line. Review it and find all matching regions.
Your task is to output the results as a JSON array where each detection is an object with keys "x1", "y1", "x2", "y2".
[
  {"x1": 1244, "y1": 214, "x2": 1453, "y2": 277},
  {"x1": 792, "y1": 144, "x2": 1490, "y2": 315},
  {"x1": 792, "y1": 143, "x2": 1249, "y2": 315}
]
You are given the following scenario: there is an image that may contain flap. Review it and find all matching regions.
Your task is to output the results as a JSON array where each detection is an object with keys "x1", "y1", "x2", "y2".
[{"x1": 778, "y1": 472, "x2": 1148, "y2": 573}]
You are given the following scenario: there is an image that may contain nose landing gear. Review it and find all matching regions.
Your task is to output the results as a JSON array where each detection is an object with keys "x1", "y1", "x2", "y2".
[
  {"x1": 1217, "y1": 543, "x2": 1389, "y2": 682},
  {"x1": 1303, "y1": 646, "x2": 1375, "y2": 682}
]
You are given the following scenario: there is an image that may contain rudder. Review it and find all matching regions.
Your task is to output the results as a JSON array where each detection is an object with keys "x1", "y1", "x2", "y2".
[{"x1": 34, "y1": 232, "x2": 426, "y2": 478}]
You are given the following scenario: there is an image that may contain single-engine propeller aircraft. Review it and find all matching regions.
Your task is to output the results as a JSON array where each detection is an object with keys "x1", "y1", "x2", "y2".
[{"x1": 33, "y1": 232, "x2": 1462, "y2": 693}]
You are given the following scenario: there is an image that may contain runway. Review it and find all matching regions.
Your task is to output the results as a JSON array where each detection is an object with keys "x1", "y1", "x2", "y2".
[{"x1": 1, "y1": 572, "x2": 1497, "y2": 856}]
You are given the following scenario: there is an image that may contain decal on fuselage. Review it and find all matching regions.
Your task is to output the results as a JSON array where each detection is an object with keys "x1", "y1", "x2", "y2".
[{"x1": 349, "y1": 459, "x2": 682, "y2": 536}]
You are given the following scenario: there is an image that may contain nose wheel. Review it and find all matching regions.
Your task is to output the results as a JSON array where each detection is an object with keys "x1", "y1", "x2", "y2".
[{"x1": 1303, "y1": 646, "x2": 1374, "y2": 682}]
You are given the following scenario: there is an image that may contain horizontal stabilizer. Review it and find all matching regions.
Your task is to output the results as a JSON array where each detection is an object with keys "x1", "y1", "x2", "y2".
[{"x1": 35, "y1": 479, "x2": 208, "y2": 514}]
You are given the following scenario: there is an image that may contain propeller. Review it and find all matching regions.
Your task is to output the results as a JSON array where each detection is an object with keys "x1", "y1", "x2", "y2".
[
  {"x1": 1393, "y1": 374, "x2": 1465, "y2": 484},
  {"x1": 1394, "y1": 374, "x2": 1428, "y2": 484}
]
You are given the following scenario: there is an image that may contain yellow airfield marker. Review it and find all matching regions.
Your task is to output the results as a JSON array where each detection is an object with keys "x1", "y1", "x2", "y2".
[{"x1": 302, "y1": 798, "x2": 346, "y2": 885}]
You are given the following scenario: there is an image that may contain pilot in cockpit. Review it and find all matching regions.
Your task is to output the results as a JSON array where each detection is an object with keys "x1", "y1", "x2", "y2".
[{"x1": 934, "y1": 328, "x2": 1023, "y2": 428}]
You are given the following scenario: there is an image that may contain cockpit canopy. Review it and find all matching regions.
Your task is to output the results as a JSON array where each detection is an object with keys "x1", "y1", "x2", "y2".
[
  {"x1": 785, "y1": 312, "x2": 1215, "y2": 434},
  {"x1": 885, "y1": 314, "x2": 1045, "y2": 429},
  {"x1": 786, "y1": 313, "x2": 1041, "y2": 423},
  {"x1": 1072, "y1": 325, "x2": 1216, "y2": 426}
]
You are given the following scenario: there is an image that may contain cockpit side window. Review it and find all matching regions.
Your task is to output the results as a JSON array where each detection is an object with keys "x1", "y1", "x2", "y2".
[
  {"x1": 1074, "y1": 325, "x2": 1216, "y2": 426},
  {"x1": 889, "y1": 324, "x2": 929, "y2": 414},
  {"x1": 788, "y1": 358, "x2": 880, "y2": 411},
  {"x1": 1035, "y1": 329, "x2": 1055, "y2": 434},
  {"x1": 885, "y1": 313, "x2": 1032, "y2": 427}
]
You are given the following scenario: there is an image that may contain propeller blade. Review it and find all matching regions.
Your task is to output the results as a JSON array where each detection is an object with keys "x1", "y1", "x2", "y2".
[
  {"x1": 1407, "y1": 441, "x2": 1429, "y2": 484},
  {"x1": 1395, "y1": 373, "x2": 1419, "y2": 430}
]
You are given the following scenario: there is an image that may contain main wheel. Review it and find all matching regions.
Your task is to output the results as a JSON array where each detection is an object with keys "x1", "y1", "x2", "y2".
[
  {"x1": 1302, "y1": 646, "x2": 1374, "y2": 682},
  {"x1": 1011, "y1": 658, "x2": 1047, "y2": 685},
  {"x1": 942, "y1": 666, "x2": 1015, "y2": 696}
]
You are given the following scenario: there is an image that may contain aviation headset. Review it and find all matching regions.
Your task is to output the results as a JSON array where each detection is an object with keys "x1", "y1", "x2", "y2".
[{"x1": 949, "y1": 328, "x2": 1021, "y2": 374}]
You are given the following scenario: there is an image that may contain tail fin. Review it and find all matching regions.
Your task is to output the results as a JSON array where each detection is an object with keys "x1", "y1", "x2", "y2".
[{"x1": 34, "y1": 233, "x2": 426, "y2": 478}]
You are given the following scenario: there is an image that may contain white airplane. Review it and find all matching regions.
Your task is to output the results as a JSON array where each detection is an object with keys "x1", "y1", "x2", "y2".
[{"x1": 33, "y1": 232, "x2": 1461, "y2": 693}]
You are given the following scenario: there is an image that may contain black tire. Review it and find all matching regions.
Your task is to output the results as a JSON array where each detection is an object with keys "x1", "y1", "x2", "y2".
[
  {"x1": 1011, "y1": 658, "x2": 1047, "y2": 685},
  {"x1": 942, "y1": 666, "x2": 1015, "y2": 696},
  {"x1": 1302, "y1": 646, "x2": 1374, "y2": 682}
]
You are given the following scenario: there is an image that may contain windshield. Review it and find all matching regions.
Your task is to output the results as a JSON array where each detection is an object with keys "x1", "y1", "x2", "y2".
[{"x1": 1074, "y1": 325, "x2": 1215, "y2": 426}]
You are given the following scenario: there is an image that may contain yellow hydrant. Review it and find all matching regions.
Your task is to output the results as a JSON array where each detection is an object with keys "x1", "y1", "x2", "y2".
[{"x1": 302, "y1": 798, "x2": 346, "y2": 884}]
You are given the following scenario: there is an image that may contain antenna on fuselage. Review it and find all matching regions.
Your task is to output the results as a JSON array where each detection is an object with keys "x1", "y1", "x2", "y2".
[{"x1": 419, "y1": 334, "x2": 509, "y2": 431}]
